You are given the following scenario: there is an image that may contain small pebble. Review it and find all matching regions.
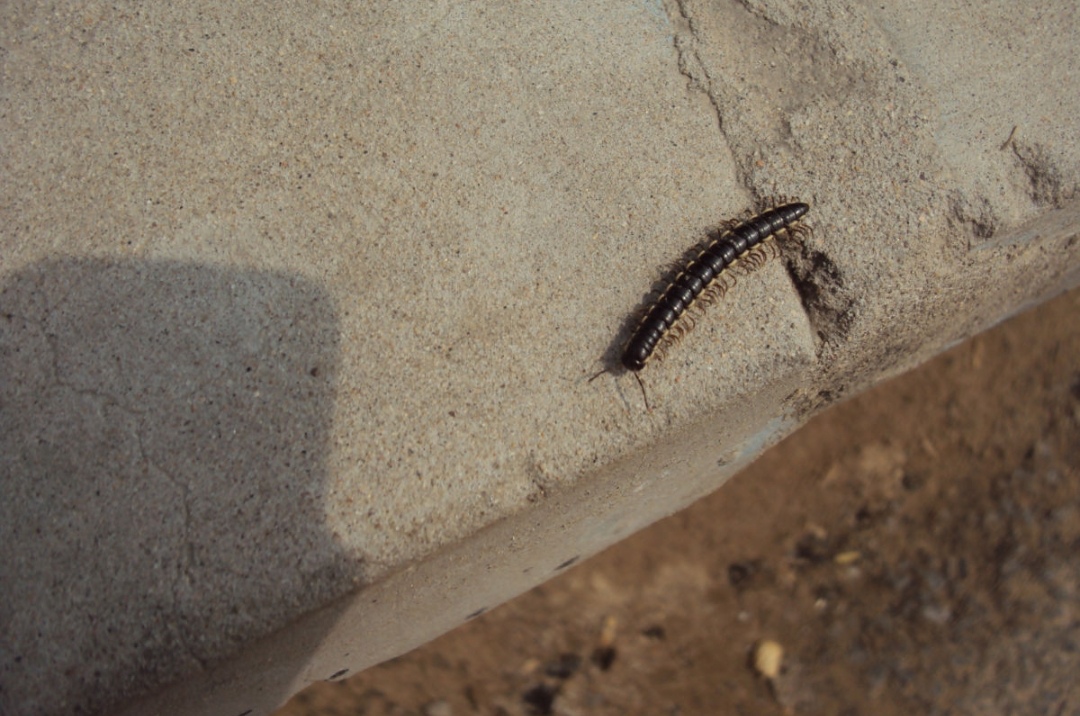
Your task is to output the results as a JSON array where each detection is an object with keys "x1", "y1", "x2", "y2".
[
  {"x1": 753, "y1": 640, "x2": 784, "y2": 679},
  {"x1": 834, "y1": 550, "x2": 861, "y2": 565},
  {"x1": 423, "y1": 699, "x2": 453, "y2": 716}
]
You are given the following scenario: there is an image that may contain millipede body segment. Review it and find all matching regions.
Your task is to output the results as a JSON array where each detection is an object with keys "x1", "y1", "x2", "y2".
[{"x1": 621, "y1": 202, "x2": 810, "y2": 371}]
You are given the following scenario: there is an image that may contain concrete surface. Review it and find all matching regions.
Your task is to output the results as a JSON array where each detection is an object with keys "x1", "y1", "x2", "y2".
[
  {"x1": 275, "y1": 287, "x2": 1080, "y2": 716},
  {"x1": 0, "y1": 1, "x2": 1077, "y2": 714}
]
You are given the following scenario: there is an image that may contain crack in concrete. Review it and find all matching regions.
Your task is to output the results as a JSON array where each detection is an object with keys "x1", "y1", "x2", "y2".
[
  {"x1": 664, "y1": 1, "x2": 848, "y2": 355},
  {"x1": 667, "y1": 3, "x2": 859, "y2": 355},
  {"x1": 44, "y1": 311, "x2": 205, "y2": 673},
  {"x1": 667, "y1": 0, "x2": 726, "y2": 135},
  {"x1": 42, "y1": 313, "x2": 149, "y2": 418},
  {"x1": 35, "y1": 312, "x2": 211, "y2": 674},
  {"x1": 133, "y1": 426, "x2": 207, "y2": 671}
]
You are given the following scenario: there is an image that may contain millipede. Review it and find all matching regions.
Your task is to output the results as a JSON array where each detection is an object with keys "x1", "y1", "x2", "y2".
[{"x1": 593, "y1": 200, "x2": 811, "y2": 409}]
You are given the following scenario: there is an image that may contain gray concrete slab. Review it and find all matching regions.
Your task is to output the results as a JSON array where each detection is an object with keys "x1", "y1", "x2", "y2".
[{"x1": 1, "y1": 1, "x2": 1077, "y2": 714}]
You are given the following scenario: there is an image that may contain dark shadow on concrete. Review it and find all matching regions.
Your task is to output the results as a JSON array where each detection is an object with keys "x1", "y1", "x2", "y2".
[{"x1": 0, "y1": 259, "x2": 345, "y2": 715}]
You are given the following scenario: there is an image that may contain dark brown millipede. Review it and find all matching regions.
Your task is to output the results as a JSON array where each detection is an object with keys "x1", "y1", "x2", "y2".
[{"x1": 592, "y1": 201, "x2": 811, "y2": 409}]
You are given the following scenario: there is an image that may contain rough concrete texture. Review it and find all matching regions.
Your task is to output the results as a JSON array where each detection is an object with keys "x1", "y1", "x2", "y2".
[
  {"x1": 0, "y1": 1, "x2": 1076, "y2": 714},
  {"x1": 277, "y1": 287, "x2": 1080, "y2": 716}
]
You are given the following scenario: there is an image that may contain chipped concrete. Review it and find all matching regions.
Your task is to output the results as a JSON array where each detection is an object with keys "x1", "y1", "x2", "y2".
[{"x1": 1, "y1": 0, "x2": 1077, "y2": 714}]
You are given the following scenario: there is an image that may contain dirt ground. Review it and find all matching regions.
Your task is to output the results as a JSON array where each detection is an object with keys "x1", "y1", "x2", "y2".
[{"x1": 276, "y1": 287, "x2": 1080, "y2": 716}]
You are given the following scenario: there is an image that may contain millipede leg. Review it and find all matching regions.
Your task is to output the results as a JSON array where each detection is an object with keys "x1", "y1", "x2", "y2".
[
  {"x1": 660, "y1": 331, "x2": 680, "y2": 352},
  {"x1": 766, "y1": 238, "x2": 783, "y2": 259},
  {"x1": 736, "y1": 245, "x2": 771, "y2": 275},
  {"x1": 754, "y1": 245, "x2": 770, "y2": 268},
  {"x1": 788, "y1": 223, "x2": 812, "y2": 244},
  {"x1": 710, "y1": 284, "x2": 725, "y2": 302},
  {"x1": 740, "y1": 251, "x2": 759, "y2": 273}
]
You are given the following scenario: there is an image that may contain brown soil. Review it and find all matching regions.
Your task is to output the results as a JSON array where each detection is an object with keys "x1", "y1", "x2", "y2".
[{"x1": 276, "y1": 288, "x2": 1080, "y2": 716}]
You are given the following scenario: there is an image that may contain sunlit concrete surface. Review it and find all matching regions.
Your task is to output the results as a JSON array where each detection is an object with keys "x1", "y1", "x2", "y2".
[{"x1": 1, "y1": 1, "x2": 1077, "y2": 713}]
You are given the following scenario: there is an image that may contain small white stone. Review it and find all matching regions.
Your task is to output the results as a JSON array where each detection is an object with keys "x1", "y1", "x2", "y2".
[
  {"x1": 423, "y1": 699, "x2": 453, "y2": 716},
  {"x1": 753, "y1": 640, "x2": 784, "y2": 680}
]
